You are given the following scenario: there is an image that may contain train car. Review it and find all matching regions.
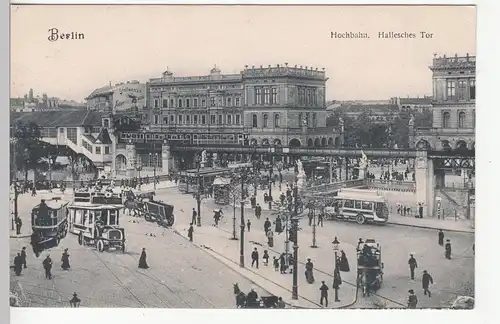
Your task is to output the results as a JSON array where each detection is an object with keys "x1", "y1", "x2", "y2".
[
  {"x1": 68, "y1": 191, "x2": 126, "y2": 252},
  {"x1": 31, "y1": 197, "x2": 70, "y2": 247}
]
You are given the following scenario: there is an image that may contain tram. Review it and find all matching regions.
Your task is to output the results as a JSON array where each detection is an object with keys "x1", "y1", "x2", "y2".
[
  {"x1": 31, "y1": 197, "x2": 70, "y2": 247},
  {"x1": 68, "y1": 191, "x2": 126, "y2": 252}
]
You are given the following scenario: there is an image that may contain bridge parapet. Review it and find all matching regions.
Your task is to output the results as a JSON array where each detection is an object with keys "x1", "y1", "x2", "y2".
[{"x1": 365, "y1": 179, "x2": 416, "y2": 193}]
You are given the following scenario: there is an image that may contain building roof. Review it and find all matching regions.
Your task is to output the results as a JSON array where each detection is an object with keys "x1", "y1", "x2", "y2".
[
  {"x1": 86, "y1": 85, "x2": 113, "y2": 99},
  {"x1": 96, "y1": 128, "x2": 112, "y2": 144},
  {"x1": 10, "y1": 111, "x2": 103, "y2": 127},
  {"x1": 338, "y1": 104, "x2": 399, "y2": 113},
  {"x1": 399, "y1": 97, "x2": 432, "y2": 105}
]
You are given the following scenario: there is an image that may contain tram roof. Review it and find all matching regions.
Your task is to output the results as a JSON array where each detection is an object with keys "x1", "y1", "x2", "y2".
[
  {"x1": 335, "y1": 191, "x2": 385, "y2": 202},
  {"x1": 33, "y1": 199, "x2": 70, "y2": 210},
  {"x1": 181, "y1": 167, "x2": 231, "y2": 176},
  {"x1": 68, "y1": 202, "x2": 124, "y2": 210}
]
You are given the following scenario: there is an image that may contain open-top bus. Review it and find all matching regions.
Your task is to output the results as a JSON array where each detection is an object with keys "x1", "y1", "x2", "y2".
[
  {"x1": 68, "y1": 191, "x2": 126, "y2": 252},
  {"x1": 31, "y1": 197, "x2": 70, "y2": 247}
]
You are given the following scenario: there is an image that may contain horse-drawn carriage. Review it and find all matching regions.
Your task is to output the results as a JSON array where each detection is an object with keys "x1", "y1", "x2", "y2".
[
  {"x1": 123, "y1": 190, "x2": 174, "y2": 227},
  {"x1": 233, "y1": 283, "x2": 281, "y2": 309},
  {"x1": 356, "y1": 239, "x2": 384, "y2": 297}
]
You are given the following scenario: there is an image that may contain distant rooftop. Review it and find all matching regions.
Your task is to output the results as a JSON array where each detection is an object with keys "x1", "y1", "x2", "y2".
[
  {"x1": 431, "y1": 53, "x2": 476, "y2": 70},
  {"x1": 10, "y1": 111, "x2": 103, "y2": 128}
]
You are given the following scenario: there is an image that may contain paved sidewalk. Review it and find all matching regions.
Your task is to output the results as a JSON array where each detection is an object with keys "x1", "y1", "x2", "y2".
[{"x1": 388, "y1": 214, "x2": 474, "y2": 233}]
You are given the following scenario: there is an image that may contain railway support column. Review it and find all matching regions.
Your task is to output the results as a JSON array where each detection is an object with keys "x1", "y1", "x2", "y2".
[
  {"x1": 126, "y1": 142, "x2": 136, "y2": 178},
  {"x1": 161, "y1": 143, "x2": 171, "y2": 175},
  {"x1": 414, "y1": 151, "x2": 435, "y2": 218}
]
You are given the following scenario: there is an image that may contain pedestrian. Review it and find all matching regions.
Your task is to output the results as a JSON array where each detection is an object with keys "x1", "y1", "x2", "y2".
[
  {"x1": 438, "y1": 229, "x2": 444, "y2": 246},
  {"x1": 61, "y1": 248, "x2": 71, "y2": 270},
  {"x1": 264, "y1": 217, "x2": 271, "y2": 234},
  {"x1": 445, "y1": 239, "x2": 452, "y2": 259},
  {"x1": 418, "y1": 204, "x2": 423, "y2": 218},
  {"x1": 251, "y1": 248, "x2": 259, "y2": 268},
  {"x1": 266, "y1": 230, "x2": 274, "y2": 247},
  {"x1": 317, "y1": 212, "x2": 324, "y2": 227},
  {"x1": 138, "y1": 248, "x2": 149, "y2": 269},
  {"x1": 339, "y1": 250, "x2": 350, "y2": 272},
  {"x1": 255, "y1": 204, "x2": 262, "y2": 219},
  {"x1": 188, "y1": 224, "x2": 194, "y2": 242},
  {"x1": 15, "y1": 217, "x2": 22, "y2": 235},
  {"x1": 422, "y1": 270, "x2": 434, "y2": 297},
  {"x1": 275, "y1": 216, "x2": 283, "y2": 233},
  {"x1": 319, "y1": 281, "x2": 329, "y2": 307},
  {"x1": 305, "y1": 258, "x2": 315, "y2": 284},
  {"x1": 332, "y1": 268, "x2": 342, "y2": 302},
  {"x1": 192, "y1": 208, "x2": 197, "y2": 225},
  {"x1": 246, "y1": 219, "x2": 251, "y2": 232},
  {"x1": 407, "y1": 289, "x2": 418, "y2": 309},
  {"x1": 279, "y1": 253, "x2": 287, "y2": 274},
  {"x1": 69, "y1": 292, "x2": 81, "y2": 307},
  {"x1": 263, "y1": 250, "x2": 269, "y2": 266},
  {"x1": 43, "y1": 255, "x2": 53, "y2": 279},
  {"x1": 31, "y1": 186, "x2": 37, "y2": 196},
  {"x1": 13, "y1": 253, "x2": 22, "y2": 276},
  {"x1": 273, "y1": 256, "x2": 279, "y2": 271},
  {"x1": 250, "y1": 195, "x2": 256, "y2": 209},
  {"x1": 20, "y1": 247, "x2": 27, "y2": 269},
  {"x1": 277, "y1": 297, "x2": 286, "y2": 308},
  {"x1": 408, "y1": 254, "x2": 418, "y2": 279}
]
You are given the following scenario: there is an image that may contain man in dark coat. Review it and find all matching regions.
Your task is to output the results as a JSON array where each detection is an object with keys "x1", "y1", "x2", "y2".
[
  {"x1": 445, "y1": 239, "x2": 452, "y2": 259},
  {"x1": 408, "y1": 254, "x2": 418, "y2": 279},
  {"x1": 246, "y1": 219, "x2": 251, "y2": 232},
  {"x1": 275, "y1": 216, "x2": 282, "y2": 233},
  {"x1": 279, "y1": 253, "x2": 287, "y2": 274},
  {"x1": 264, "y1": 218, "x2": 272, "y2": 234},
  {"x1": 188, "y1": 224, "x2": 194, "y2": 242},
  {"x1": 407, "y1": 289, "x2": 418, "y2": 308},
  {"x1": 251, "y1": 248, "x2": 259, "y2": 268},
  {"x1": 319, "y1": 281, "x2": 329, "y2": 307},
  {"x1": 20, "y1": 247, "x2": 27, "y2": 269},
  {"x1": 138, "y1": 248, "x2": 149, "y2": 269},
  {"x1": 255, "y1": 204, "x2": 262, "y2": 219},
  {"x1": 246, "y1": 288, "x2": 259, "y2": 308},
  {"x1": 422, "y1": 270, "x2": 434, "y2": 297},
  {"x1": 15, "y1": 217, "x2": 22, "y2": 235},
  {"x1": 192, "y1": 208, "x2": 197, "y2": 225},
  {"x1": 250, "y1": 195, "x2": 256, "y2": 209},
  {"x1": 13, "y1": 253, "x2": 22, "y2": 276},
  {"x1": 317, "y1": 212, "x2": 324, "y2": 227},
  {"x1": 43, "y1": 255, "x2": 53, "y2": 279},
  {"x1": 438, "y1": 229, "x2": 444, "y2": 246},
  {"x1": 418, "y1": 204, "x2": 423, "y2": 218},
  {"x1": 61, "y1": 249, "x2": 71, "y2": 270},
  {"x1": 332, "y1": 268, "x2": 342, "y2": 302}
]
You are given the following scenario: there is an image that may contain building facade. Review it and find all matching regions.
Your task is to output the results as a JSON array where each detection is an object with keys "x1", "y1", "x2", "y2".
[
  {"x1": 146, "y1": 64, "x2": 338, "y2": 148},
  {"x1": 86, "y1": 81, "x2": 146, "y2": 113},
  {"x1": 411, "y1": 54, "x2": 476, "y2": 151}
]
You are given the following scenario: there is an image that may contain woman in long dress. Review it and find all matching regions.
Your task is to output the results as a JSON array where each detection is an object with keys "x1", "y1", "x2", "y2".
[
  {"x1": 138, "y1": 248, "x2": 149, "y2": 269},
  {"x1": 339, "y1": 250, "x2": 350, "y2": 272},
  {"x1": 61, "y1": 249, "x2": 71, "y2": 270}
]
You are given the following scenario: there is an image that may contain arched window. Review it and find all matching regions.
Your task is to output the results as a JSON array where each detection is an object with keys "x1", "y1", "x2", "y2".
[
  {"x1": 263, "y1": 114, "x2": 268, "y2": 128},
  {"x1": 442, "y1": 112, "x2": 451, "y2": 128},
  {"x1": 458, "y1": 112, "x2": 466, "y2": 128},
  {"x1": 178, "y1": 98, "x2": 183, "y2": 108},
  {"x1": 274, "y1": 113, "x2": 280, "y2": 128},
  {"x1": 252, "y1": 114, "x2": 258, "y2": 128}
]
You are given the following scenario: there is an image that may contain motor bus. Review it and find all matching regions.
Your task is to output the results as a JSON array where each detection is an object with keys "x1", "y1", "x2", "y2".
[
  {"x1": 326, "y1": 190, "x2": 389, "y2": 225},
  {"x1": 31, "y1": 197, "x2": 70, "y2": 246}
]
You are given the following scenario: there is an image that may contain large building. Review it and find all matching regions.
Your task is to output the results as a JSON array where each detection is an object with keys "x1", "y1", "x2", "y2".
[
  {"x1": 411, "y1": 54, "x2": 476, "y2": 151},
  {"x1": 86, "y1": 81, "x2": 146, "y2": 113},
  {"x1": 146, "y1": 64, "x2": 338, "y2": 148}
]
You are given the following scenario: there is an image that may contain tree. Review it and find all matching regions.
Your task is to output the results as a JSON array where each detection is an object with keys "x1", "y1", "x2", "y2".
[{"x1": 11, "y1": 121, "x2": 48, "y2": 183}]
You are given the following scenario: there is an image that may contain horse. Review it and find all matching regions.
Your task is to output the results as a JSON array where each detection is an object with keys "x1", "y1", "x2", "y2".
[
  {"x1": 123, "y1": 199, "x2": 141, "y2": 217},
  {"x1": 233, "y1": 283, "x2": 247, "y2": 308}
]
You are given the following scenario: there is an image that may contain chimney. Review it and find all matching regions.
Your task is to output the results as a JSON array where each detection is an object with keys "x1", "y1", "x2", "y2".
[{"x1": 466, "y1": 53, "x2": 469, "y2": 62}]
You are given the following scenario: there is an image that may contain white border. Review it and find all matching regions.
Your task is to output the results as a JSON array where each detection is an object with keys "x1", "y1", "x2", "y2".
[{"x1": 4, "y1": 1, "x2": 498, "y2": 324}]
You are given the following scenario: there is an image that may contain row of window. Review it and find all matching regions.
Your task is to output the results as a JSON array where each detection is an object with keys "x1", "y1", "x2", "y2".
[
  {"x1": 153, "y1": 114, "x2": 242, "y2": 126},
  {"x1": 251, "y1": 113, "x2": 281, "y2": 128},
  {"x1": 254, "y1": 87, "x2": 279, "y2": 105},
  {"x1": 153, "y1": 96, "x2": 242, "y2": 109},
  {"x1": 442, "y1": 111, "x2": 474, "y2": 128},
  {"x1": 298, "y1": 87, "x2": 318, "y2": 106},
  {"x1": 81, "y1": 139, "x2": 110, "y2": 155},
  {"x1": 446, "y1": 79, "x2": 476, "y2": 100}
]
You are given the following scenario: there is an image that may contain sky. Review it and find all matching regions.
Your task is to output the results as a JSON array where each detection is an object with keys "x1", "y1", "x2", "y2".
[{"x1": 11, "y1": 5, "x2": 476, "y2": 102}]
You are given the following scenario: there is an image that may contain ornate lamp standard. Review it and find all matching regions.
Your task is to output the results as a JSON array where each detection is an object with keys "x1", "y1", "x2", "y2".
[
  {"x1": 311, "y1": 203, "x2": 318, "y2": 248},
  {"x1": 195, "y1": 154, "x2": 202, "y2": 227},
  {"x1": 332, "y1": 236, "x2": 341, "y2": 302},
  {"x1": 239, "y1": 168, "x2": 247, "y2": 267},
  {"x1": 291, "y1": 181, "x2": 299, "y2": 300}
]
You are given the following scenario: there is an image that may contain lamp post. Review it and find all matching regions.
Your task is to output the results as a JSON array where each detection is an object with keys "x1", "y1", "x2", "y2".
[
  {"x1": 196, "y1": 154, "x2": 202, "y2": 227},
  {"x1": 268, "y1": 152, "x2": 273, "y2": 210},
  {"x1": 332, "y1": 236, "x2": 340, "y2": 302},
  {"x1": 230, "y1": 173, "x2": 238, "y2": 240},
  {"x1": 291, "y1": 182, "x2": 299, "y2": 300},
  {"x1": 239, "y1": 169, "x2": 246, "y2": 267},
  {"x1": 311, "y1": 205, "x2": 318, "y2": 248}
]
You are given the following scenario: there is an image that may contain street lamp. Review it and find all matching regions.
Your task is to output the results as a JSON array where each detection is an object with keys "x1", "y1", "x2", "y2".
[
  {"x1": 239, "y1": 169, "x2": 247, "y2": 268},
  {"x1": 268, "y1": 149, "x2": 273, "y2": 210},
  {"x1": 291, "y1": 181, "x2": 299, "y2": 300},
  {"x1": 332, "y1": 236, "x2": 340, "y2": 302},
  {"x1": 195, "y1": 154, "x2": 202, "y2": 227},
  {"x1": 311, "y1": 204, "x2": 318, "y2": 248}
]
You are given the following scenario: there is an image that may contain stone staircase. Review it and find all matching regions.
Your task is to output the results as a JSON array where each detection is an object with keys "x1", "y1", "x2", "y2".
[{"x1": 438, "y1": 188, "x2": 468, "y2": 219}]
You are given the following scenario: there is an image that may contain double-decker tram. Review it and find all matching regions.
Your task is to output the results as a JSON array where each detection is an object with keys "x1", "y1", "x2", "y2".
[
  {"x1": 31, "y1": 197, "x2": 70, "y2": 247},
  {"x1": 68, "y1": 191, "x2": 126, "y2": 252}
]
